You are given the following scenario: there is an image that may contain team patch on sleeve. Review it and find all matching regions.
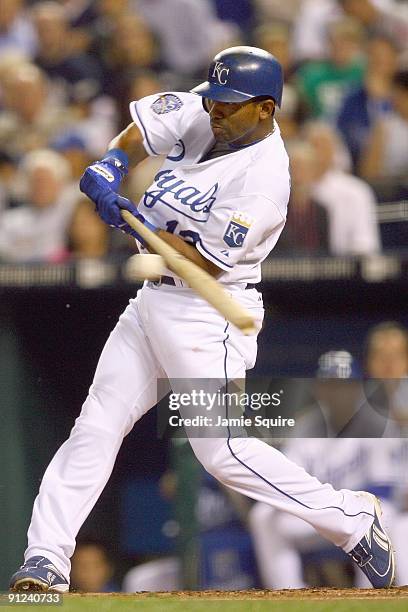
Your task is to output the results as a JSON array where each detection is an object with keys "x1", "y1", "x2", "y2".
[
  {"x1": 223, "y1": 212, "x2": 253, "y2": 248},
  {"x1": 151, "y1": 94, "x2": 183, "y2": 114}
]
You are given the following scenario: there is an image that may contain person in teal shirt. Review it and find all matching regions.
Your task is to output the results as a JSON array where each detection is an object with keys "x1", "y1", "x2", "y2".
[{"x1": 297, "y1": 17, "x2": 366, "y2": 121}]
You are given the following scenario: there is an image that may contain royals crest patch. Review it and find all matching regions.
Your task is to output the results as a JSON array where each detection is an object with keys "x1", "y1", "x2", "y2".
[
  {"x1": 151, "y1": 94, "x2": 183, "y2": 114},
  {"x1": 223, "y1": 212, "x2": 253, "y2": 248}
]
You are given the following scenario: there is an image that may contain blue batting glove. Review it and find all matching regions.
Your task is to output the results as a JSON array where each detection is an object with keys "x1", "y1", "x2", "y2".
[
  {"x1": 80, "y1": 166, "x2": 109, "y2": 204},
  {"x1": 115, "y1": 195, "x2": 158, "y2": 244},
  {"x1": 80, "y1": 149, "x2": 129, "y2": 197},
  {"x1": 81, "y1": 172, "x2": 156, "y2": 243}
]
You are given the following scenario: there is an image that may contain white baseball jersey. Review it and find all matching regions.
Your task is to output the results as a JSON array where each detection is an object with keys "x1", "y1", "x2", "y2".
[{"x1": 130, "y1": 92, "x2": 290, "y2": 284}]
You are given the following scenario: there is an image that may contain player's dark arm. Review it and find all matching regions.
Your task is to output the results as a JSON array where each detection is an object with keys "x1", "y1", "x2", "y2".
[
  {"x1": 149, "y1": 231, "x2": 223, "y2": 278},
  {"x1": 108, "y1": 123, "x2": 148, "y2": 166}
]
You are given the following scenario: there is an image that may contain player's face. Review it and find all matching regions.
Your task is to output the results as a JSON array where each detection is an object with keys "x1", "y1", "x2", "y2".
[{"x1": 207, "y1": 98, "x2": 274, "y2": 145}]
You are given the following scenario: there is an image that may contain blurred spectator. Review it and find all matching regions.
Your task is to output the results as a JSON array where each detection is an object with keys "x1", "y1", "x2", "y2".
[
  {"x1": 65, "y1": 95, "x2": 118, "y2": 158},
  {"x1": 253, "y1": 24, "x2": 305, "y2": 142},
  {"x1": 292, "y1": 0, "x2": 341, "y2": 62},
  {"x1": 32, "y1": 1, "x2": 103, "y2": 104},
  {"x1": 109, "y1": 68, "x2": 164, "y2": 140},
  {"x1": 364, "y1": 321, "x2": 408, "y2": 434},
  {"x1": 306, "y1": 118, "x2": 352, "y2": 171},
  {"x1": 89, "y1": 0, "x2": 132, "y2": 59},
  {"x1": 60, "y1": 0, "x2": 97, "y2": 26},
  {"x1": 339, "y1": 0, "x2": 408, "y2": 51},
  {"x1": 337, "y1": 34, "x2": 399, "y2": 171},
  {"x1": 51, "y1": 133, "x2": 91, "y2": 180},
  {"x1": 0, "y1": 149, "x2": 78, "y2": 262},
  {"x1": 109, "y1": 13, "x2": 157, "y2": 72},
  {"x1": 274, "y1": 85, "x2": 304, "y2": 142},
  {"x1": 110, "y1": 69, "x2": 164, "y2": 132},
  {"x1": 276, "y1": 142, "x2": 330, "y2": 255},
  {"x1": 57, "y1": 0, "x2": 99, "y2": 53},
  {"x1": 253, "y1": 23, "x2": 294, "y2": 78},
  {"x1": 135, "y1": 0, "x2": 239, "y2": 77},
  {"x1": 95, "y1": 0, "x2": 130, "y2": 22},
  {"x1": 0, "y1": 0, "x2": 37, "y2": 58},
  {"x1": 70, "y1": 537, "x2": 118, "y2": 592},
  {"x1": 278, "y1": 126, "x2": 380, "y2": 256},
  {"x1": 0, "y1": 49, "x2": 29, "y2": 90},
  {"x1": 292, "y1": 350, "x2": 367, "y2": 438},
  {"x1": 296, "y1": 17, "x2": 366, "y2": 121},
  {"x1": 305, "y1": 122, "x2": 380, "y2": 255},
  {"x1": 127, "y1": 70, "x2": 163, "y2": 106},
  {"x1": 0, "y1": 63, "x2": 74, "y2": 158},
  {"x1": 359, "y1": 69, "x2": 408, "y2": 182},
  {"x1": 0, "y1": 152, "x2": 18, "y2": 212},
  {"x1": 123, "y1": 558, "x2": 181, "y2": 592},
  {"x1": 365, "y1": 321, "x2": 408, "y2": 380},
  {"x1": 254, "y1": 0, "x2": 302, "y2": 27},
  {"x1": 99, "y1": 13, "x2": 158, "y2": 106},
  {"x1": 68, "y1": 199, "x2": 109, "y2": 259},
  {"x1": 212, "y1": 0, "x2": 254, "y2": 35}
]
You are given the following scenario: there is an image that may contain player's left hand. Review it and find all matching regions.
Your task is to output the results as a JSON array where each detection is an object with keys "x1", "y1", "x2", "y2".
[{"x1": 100, "y1": 192, "x2": 157, "y2": 244}]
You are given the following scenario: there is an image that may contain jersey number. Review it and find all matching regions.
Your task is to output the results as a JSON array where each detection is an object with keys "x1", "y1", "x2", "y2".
[{"x1": 165, "y1": 220, "x2": 200, "y2": 245}]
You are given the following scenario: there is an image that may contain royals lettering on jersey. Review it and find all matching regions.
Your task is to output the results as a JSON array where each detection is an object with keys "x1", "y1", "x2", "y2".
[
  {"x1": 130, "y1": 91, "x2": 290, "y2": 284},
  {"x1": 143, "y1": 170, "x2": 218, "y2": 222}
]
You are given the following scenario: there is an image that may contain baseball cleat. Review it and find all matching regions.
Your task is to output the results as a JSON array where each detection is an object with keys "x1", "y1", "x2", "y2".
[
  {"x1": 9, "y1": 556, "x2": 69, "y2": 593},
  {"x1": 348, "y1": 493, "x2": 395, "y2": 588}
]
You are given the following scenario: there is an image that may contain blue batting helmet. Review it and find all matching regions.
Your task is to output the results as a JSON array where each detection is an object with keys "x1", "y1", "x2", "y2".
[{"x1": 191, "y1": 46, "x2": 284, "y2": 108}]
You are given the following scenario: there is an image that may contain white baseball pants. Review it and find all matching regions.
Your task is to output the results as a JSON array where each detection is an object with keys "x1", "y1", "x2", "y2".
[{"x1": 25, "y1": 285, "x2": 375, "y2": 580}]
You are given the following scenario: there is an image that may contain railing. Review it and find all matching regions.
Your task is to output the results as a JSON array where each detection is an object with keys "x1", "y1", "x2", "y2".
[{"x1": 0, "y1": 253, "x2": 407, "y2": 289}]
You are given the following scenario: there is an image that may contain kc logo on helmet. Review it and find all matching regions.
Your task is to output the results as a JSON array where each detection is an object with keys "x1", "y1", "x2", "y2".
[{"x1": 212, "y1": 61, "x2": 230, "y2": 85}]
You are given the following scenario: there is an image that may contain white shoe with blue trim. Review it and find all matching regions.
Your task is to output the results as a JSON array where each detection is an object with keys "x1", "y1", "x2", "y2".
[
  {"x1": 348, "y1": 493, "x2": 395, "y2": 589},
  {"x1": 9, "y1": 556, "x2": 69, "y2": 593}
]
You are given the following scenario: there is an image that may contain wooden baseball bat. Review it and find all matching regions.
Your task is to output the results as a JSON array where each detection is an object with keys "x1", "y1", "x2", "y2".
[{"x1": 121, "y1": 210, "x2": 257, "y2": 335}]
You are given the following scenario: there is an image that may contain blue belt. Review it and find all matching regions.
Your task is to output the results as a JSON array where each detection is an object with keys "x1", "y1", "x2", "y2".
[{"x1": 150, "y1": 275, "x2": 257, "y2": 290}]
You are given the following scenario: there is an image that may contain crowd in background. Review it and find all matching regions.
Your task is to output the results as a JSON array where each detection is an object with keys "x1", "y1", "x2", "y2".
[{"x1": 0, "y1": 0, "x2": 407, "y2": 262}]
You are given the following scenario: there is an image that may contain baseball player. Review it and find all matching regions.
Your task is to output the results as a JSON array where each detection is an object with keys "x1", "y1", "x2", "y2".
[
  {"x1": 249, "y1": 437, "x2": 408, "y2": 589},
  {"x1": 10, "y1": 47, "x2": 394, "y2": 592}
]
